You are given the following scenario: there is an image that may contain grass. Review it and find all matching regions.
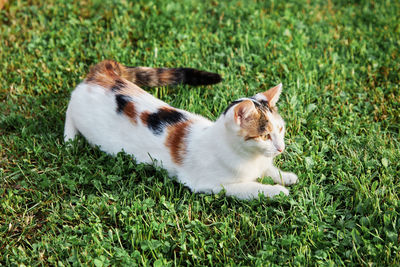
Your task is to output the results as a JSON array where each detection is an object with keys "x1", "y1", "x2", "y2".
[{"x1": 1, "y1": 0, "x2": 399, "y2": 265}]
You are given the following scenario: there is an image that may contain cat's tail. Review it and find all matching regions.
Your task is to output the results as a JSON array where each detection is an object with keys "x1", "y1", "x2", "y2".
[
  {"x1": 86, "y1": 60, "x2": 222, "y2": 88},
  {"x1": 122, "y1": 65, "x2": 222, "y2": 87}
]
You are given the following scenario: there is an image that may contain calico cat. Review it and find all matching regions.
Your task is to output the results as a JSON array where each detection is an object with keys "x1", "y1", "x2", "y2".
[{"x1": 64, "y1": 60, "x2": 298, "y2": 200}]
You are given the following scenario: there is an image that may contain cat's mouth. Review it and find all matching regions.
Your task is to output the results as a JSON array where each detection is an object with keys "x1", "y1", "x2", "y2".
[
  {"x1": 263, "y1": 146, "x2": 285, "y2": 157},
  {"x1": 263, "y1": 150, "x2": 279, "y2": 157},
  {"x1": 272, "y1": 142, "x2": 285, "y2": 153}
]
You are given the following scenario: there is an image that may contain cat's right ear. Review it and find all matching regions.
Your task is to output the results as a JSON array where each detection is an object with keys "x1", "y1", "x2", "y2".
[{"x1": 233, "y1": 100, "x2": 257, "y2": 125}]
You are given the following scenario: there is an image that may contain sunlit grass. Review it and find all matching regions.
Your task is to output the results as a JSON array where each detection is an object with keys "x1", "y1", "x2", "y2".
[{"x1": 1, "y1": 0, "x2": 399, "y2": 265}]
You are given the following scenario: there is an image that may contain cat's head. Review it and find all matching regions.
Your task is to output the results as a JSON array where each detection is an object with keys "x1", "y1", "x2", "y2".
[{"x1": 223, "y1": 83, "x2": 286, "y2": 157}]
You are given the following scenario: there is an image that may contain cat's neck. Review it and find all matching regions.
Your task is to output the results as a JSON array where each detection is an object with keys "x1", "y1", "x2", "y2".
[{"x1": 188, "y1": 118, "x2": 268, "y2": 180}]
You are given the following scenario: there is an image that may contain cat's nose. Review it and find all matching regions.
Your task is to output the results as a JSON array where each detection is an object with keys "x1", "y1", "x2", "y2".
[
  {"x1": 275, "y1": 144, "x2": 285, "y2": 153},
  {"x1": 273, "y1": 139, "x2": 284, "y2": 153}
]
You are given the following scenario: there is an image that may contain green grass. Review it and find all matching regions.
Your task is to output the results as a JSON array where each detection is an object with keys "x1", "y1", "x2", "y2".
[{"x1": 1, "y1": 0, "x2": 399, "y2": 265}]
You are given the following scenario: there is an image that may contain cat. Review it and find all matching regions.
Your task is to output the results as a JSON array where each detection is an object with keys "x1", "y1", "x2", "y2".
[{"x1": 64, "y1": 60, "x2": 298, "y2": 200}]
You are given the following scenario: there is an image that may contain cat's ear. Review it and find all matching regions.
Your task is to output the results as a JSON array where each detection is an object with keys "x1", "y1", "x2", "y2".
[
  {"x1": 262, "y1": 83, "x2": 282, "y2": 107},
  {"x1": 233, "y1": 100, "x2": 257, "y2": 125}
]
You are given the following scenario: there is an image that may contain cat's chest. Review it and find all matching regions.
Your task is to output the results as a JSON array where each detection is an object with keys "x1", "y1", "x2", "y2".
[{"x1": 225, "y1": 156, "x2": 270, "y2": 182}]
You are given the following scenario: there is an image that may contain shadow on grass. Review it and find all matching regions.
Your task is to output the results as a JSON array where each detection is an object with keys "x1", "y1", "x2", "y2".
[{"x1": 0, "y1": 94, "x2": 67, "y2": 136}]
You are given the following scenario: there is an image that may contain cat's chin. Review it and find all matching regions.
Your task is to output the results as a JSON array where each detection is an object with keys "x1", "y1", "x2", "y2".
[{"x1": 263, "y1": 151, "x2": 280, "y2": 158}]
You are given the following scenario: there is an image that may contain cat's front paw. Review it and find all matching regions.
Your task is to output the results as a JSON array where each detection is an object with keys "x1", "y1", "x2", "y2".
[
  {"x1": 282, "y1": 172, "x2": 298, "y2": 186},
  {"x1": 262, "y1": 185, "x2": 289, "y2": 197}
]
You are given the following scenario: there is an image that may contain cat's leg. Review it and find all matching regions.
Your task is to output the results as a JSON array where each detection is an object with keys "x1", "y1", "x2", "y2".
[
  {"x1": 264, "y1": 164, "x2": 298, "y2": 186},
  {"x1": 222, "y1": 182, "x2": 289, "y2": 200},
  {"x1": 64, "y1": 111, "x2": 78, "y2": 142}
]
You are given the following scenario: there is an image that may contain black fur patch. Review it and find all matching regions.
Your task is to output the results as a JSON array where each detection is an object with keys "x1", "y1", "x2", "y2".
[
  {"x1": 111, "y1": 79, "x2": 126, "y2": 92},
  {"x1": 223, "y1": 98, "x2": 271, "y2": 116},
  {"x1": 115, "y1": 94, "x2": 132, "y2": 113},
  {"x1": 223, "y1": 100, "x2": 244, "y2": 115},
  {"x1": 136, "y1": 71, "x2": 152, "y2": 86},
  {"x1": 157, "y1": 68, "x2": 166, "y2": 75},
  {"x1": 260, "y1": 100, "x2": 269, "y2": 107},
  {"x1": 250, "y1": 97, "x2": 270, "y2": 112},
  {"x1": 147, "y1": 108, "x2": 187, "y2": 135},
  {"x1": 177, "y1": 68, "x2": 222, "y2": 86},
  {"x1": 258, "y1": 115, "x2": 268, "y2": 133}
]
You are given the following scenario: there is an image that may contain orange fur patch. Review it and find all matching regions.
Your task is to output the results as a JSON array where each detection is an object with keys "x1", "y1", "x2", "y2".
[
  {"x1": 140, "y1": 111, "x2": 150, "y2": 125},
  {"x1": 159, "y1": 106, "x2": 175, "y2": 112},
  {"x1": 165, "y1": 121, "x2": 192, "y2": 165},
  {"x1": 85, "y1": 60, "x2": 146, "y2": 96},
  {"x1": 158, "y1": 69, "x2": 175, "y2": 85},
  {"x1": 86, "y1": 60, "x2": 121, "y2": 88},
  {"x1": 123, "y1": 102, "x2": 137, "y2": 123},
  {"x1": 234, "y1": 101, "x2": 271, "y2": 140}
]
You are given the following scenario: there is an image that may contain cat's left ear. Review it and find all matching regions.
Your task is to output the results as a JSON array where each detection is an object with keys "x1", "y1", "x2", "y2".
[{"x1": 262, "y1": 83, "x2": 282, "y2": 107}]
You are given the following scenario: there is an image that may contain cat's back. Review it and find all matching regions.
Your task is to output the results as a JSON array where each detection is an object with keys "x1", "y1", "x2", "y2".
[{"x1": 65, "y1": 60, "x2": 213, "y2": 170}]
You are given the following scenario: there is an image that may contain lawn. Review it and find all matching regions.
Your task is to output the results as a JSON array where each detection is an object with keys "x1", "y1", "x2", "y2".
[{"x1": 1, "y1": 0, "x2": 399, "y2": 265}]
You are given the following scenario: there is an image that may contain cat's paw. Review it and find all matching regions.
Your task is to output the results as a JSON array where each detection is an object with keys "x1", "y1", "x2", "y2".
[
  {"x1": 262, "y1": 185, "x2": 289, "y2": 197},
  {"x1": 282, "y1": 172, "x2": 298, "y2": 186}
]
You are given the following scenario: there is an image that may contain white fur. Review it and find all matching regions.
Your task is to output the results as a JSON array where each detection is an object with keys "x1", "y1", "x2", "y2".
[{"x1": 65, "y1": 82, "x2": 298, "y2": 200}]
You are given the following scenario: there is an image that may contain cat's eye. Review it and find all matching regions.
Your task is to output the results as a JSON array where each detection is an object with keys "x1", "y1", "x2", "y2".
[{"x1": 261, "y1": 134, "x2": 271, "y2": 141}]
